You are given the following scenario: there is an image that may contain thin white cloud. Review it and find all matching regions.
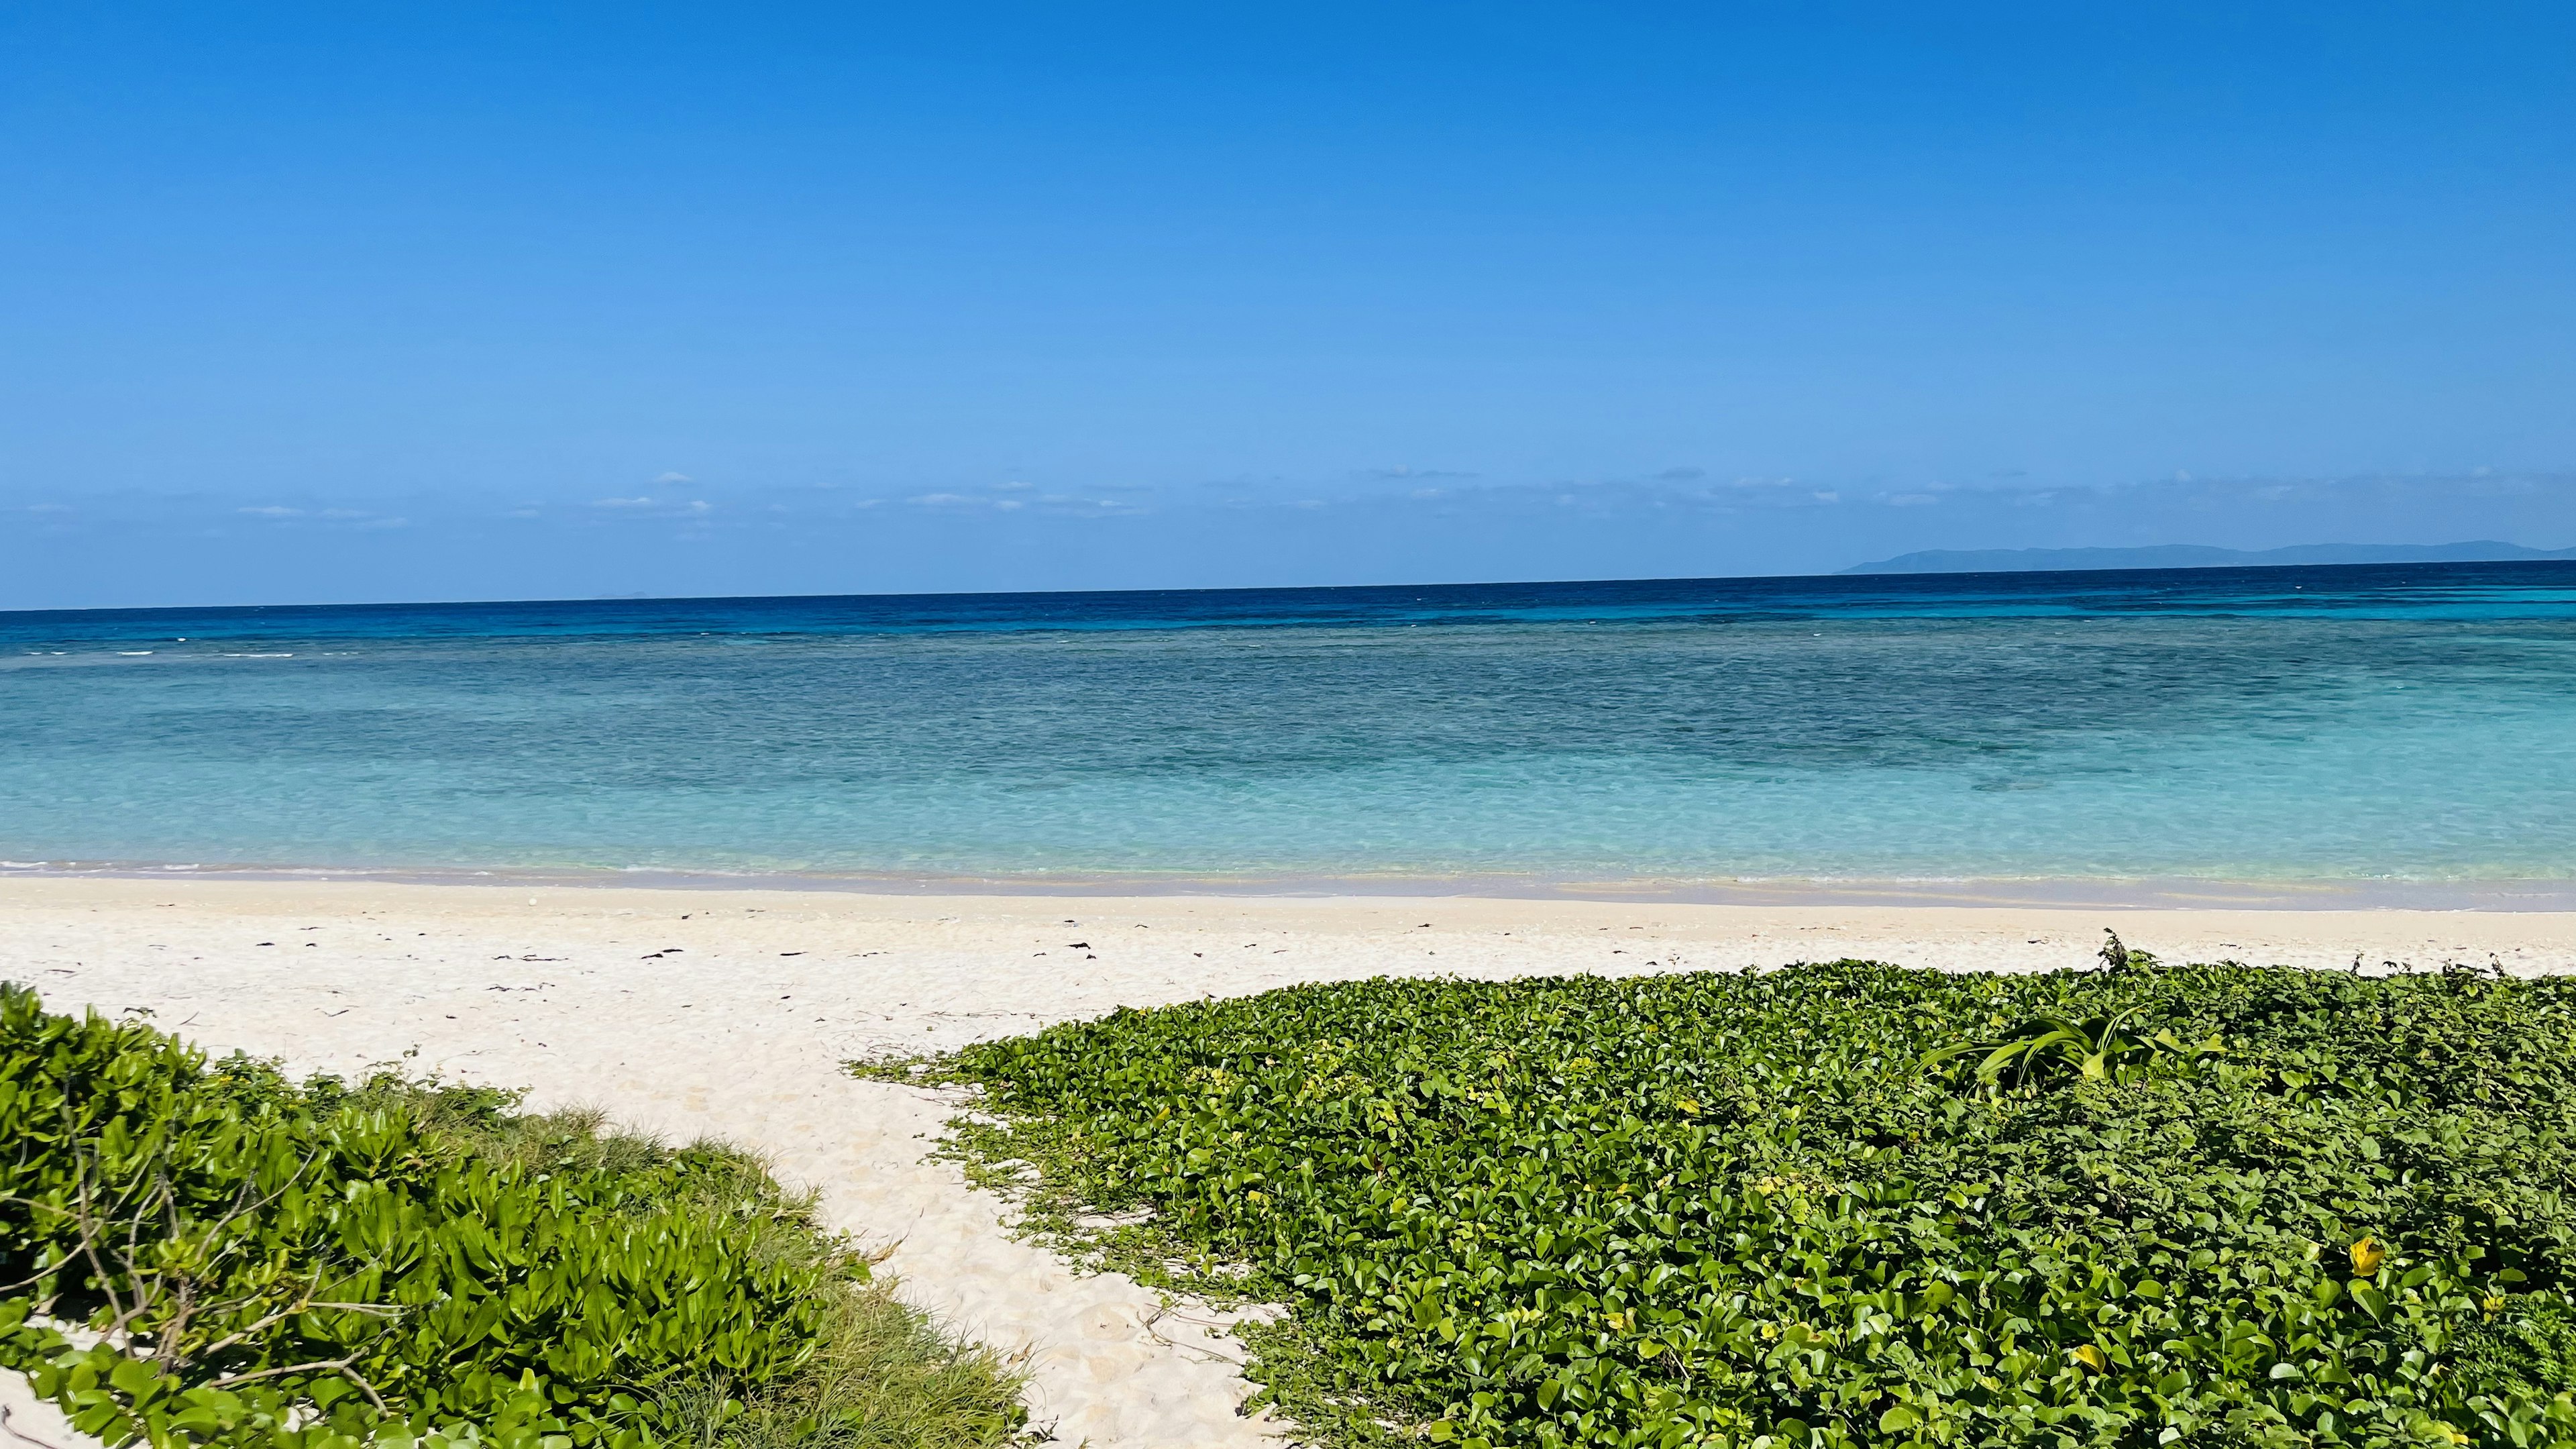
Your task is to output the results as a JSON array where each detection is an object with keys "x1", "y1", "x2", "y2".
[
  {"x1": 239, "y1": 505, "x2": 302, "y2": 517},
  {"x1": 592, "y1": 496, "x2": 656, "y2": 508},
  {"x1": 1363, "y1": 466, "x2": 1479, "y2": 481},
  {"x1": 655, "y1": 472, "x2": 694, "y2": 484}
]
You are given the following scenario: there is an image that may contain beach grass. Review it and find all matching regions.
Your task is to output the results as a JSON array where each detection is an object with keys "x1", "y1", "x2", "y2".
[
  {"x1": 354, "y1": 1093, "x2": 1033, "y2": 1449},
  {"x1": 868, "y1": 953, "x2": 2576, "y2": 1448},
  {"x1": 0, "y1": 985, "x2": 1026, "y2": 1449}
]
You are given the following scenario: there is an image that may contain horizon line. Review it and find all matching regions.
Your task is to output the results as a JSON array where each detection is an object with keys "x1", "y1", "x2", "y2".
[{"x1": 7, "y1": 548, "x2": 2576, "y2": 619}]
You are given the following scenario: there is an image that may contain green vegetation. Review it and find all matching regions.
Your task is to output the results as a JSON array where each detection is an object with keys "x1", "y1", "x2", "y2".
[
  {"x1": 0, "y1": 985, "x2": 1025, "y2": 1449},
  {"x1": 868, "y1": 954, "x2": 2576, "y2": 1448}
]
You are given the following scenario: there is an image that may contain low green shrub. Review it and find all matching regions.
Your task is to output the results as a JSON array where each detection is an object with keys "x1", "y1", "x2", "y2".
[
  {"x1": 0, "y1": 985, "x2": 1025, "y2": 1449},
  {"x1": 874, "y1": 959, "x2": 2576, "y2": 1448}
]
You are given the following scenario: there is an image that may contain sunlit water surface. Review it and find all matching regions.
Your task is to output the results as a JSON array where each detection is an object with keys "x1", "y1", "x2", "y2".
[{"x1": 5, "y1": 564, "x2": 2574, "y2": 887}]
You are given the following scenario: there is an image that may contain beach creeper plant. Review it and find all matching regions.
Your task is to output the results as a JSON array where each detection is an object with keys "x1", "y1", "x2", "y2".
[
  {"x1": 867, "y1": 959, "x2": 2576, "y2": 1449},
  {"x1": 0, "y1": 985, "x2": 1025, "y2": 1449}
]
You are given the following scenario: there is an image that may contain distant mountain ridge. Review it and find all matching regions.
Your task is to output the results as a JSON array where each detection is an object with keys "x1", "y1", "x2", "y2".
[{"x1": 1842, "y1": 541, "x2": 2576, "y2": 576}]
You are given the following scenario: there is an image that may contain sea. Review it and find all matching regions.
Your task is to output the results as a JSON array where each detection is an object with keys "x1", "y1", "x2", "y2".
[{"x1": 5, "y1": 562, "x2": 2575, "y2": 903}]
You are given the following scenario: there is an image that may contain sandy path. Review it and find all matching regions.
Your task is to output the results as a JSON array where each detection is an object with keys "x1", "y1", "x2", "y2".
[{"x1": 4, "y1": 877, "x2": 2573, "y2": 1446}]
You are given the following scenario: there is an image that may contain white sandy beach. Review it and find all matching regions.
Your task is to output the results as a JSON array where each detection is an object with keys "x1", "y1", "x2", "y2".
[{"x1": 6, "y1": 877, "x2": 2575, "y2": 1447}]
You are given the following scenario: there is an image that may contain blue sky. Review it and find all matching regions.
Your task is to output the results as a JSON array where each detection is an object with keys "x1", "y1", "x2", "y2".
[{"x1": 3, "y1": 2, "x2": 2573, "y2": 607}]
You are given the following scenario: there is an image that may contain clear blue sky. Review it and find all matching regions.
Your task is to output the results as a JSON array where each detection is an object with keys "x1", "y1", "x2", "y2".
[{"x1": 4, "y1": 2, "x2": 2572, "y2": 607}]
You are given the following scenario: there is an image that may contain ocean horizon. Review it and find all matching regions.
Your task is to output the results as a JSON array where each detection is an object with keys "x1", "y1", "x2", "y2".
[{"x1": 7, "y1": 559, "x2": 2576, "y2": 896}]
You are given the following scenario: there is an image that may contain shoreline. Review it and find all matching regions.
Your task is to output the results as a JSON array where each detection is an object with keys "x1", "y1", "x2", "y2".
[
  {"x1": 8, "y1": 876, "x2": 2575, "y2": 1446},
  {"x1": 9, "y1": 860, "x2": 2576, "y2": 912}
]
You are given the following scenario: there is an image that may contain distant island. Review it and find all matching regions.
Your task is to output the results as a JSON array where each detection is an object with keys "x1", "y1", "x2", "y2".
[{"x1": 1842, "y1": 541, "x2": 2576, "y2": 575}]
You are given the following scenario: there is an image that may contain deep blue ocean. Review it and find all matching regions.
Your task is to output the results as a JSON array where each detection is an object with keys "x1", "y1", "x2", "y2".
[{"x1": 5, "y1": 562, "x2": 2575, "y2": 890}]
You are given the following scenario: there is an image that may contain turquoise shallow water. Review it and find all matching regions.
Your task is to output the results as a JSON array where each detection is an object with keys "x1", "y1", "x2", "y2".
[{"x1": 4, "y1": 563, "x2": 2575, "y2": 886}]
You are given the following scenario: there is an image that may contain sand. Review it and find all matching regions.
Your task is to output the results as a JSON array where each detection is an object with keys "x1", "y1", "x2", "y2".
[{"x1": 5, "y1": 877, "x2": 2574, "y2": 1446}]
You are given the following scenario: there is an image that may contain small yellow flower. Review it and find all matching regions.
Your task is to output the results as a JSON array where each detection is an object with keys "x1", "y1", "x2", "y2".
[
  {"x1": 2483, "y1": 1293, "x2": 2506, "y2": 1316},
  {"x1": 2350, "y1": 1238, "x2": 2386, "y2": 1276}
]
